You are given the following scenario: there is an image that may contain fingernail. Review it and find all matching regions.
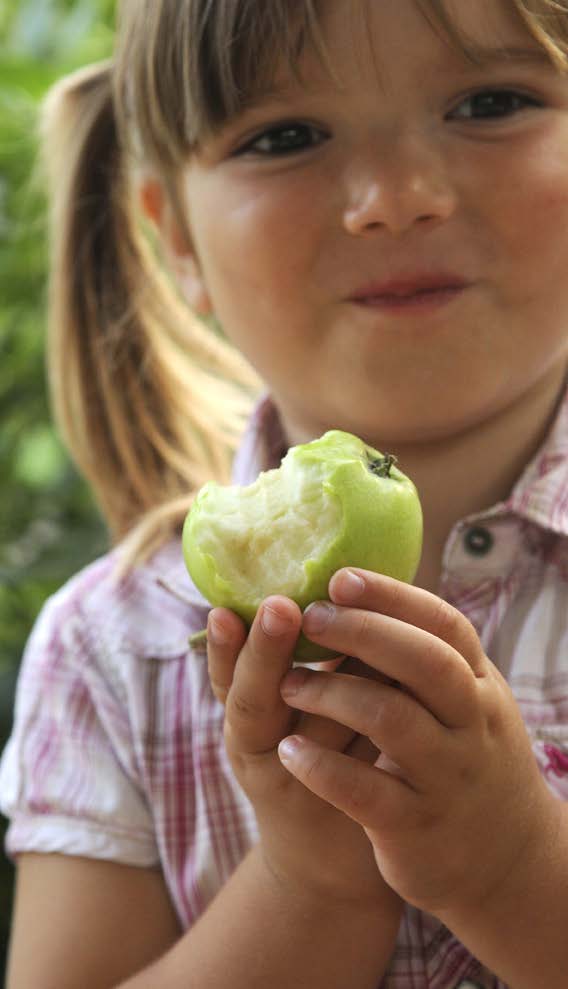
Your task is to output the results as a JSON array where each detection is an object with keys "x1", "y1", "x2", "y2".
[
  {"x1": 261, "y1": 602, "x2": 293, "y2": 637},
  {"x1": 334, "y1": 569, "x2": 365, "y2": 601},
  {"x1": 278, "y1": 736, "x2": 304, "y2": 764},
  {"x1": 281, "y1": 668, "x2": 308, "y2": 697},
  {"x1": 208, "y1": 616, "x2": 230, "y2": 645},
  {"x1": 303, "y1": 601, "x2": 335, "y2": 635}
]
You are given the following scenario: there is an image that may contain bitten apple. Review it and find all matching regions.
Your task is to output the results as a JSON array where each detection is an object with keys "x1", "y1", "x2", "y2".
[{"x1": 183, "y1": 430, "x2": 423, "y2": 660}]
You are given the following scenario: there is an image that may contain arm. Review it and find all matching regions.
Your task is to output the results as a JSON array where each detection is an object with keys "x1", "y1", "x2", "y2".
[
  {"x1": 7, "y1": 848, "x2": 400, "y2": 989},
  {"x1": 438, "y1": 800, "x2": 568, "y2": 989},
  {"x1": 6, "y1": 853, "x2": 181, "y2": 988},
  {"x1": 276, "y1": 567, "x2": 568, "y2": 989},
  {"x1": 135, "y1": 595, "x2": 401, "y2": 989},
  {"x1": 7, "y1": 596, "x2": 402, "y2": 989},
  {"x1": 122, "y1": 845, "x2": 400, "y2": 989}
]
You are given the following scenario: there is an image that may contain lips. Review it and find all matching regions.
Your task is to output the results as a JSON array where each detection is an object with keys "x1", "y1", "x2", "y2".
[{"x1": 350, "y1": 273, "x2": 469, "y2": 302}]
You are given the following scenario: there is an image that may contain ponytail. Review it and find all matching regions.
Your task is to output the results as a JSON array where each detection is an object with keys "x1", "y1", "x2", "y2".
[{"x1": 40, "y1": 62, "x2": 260, "y2": 563}]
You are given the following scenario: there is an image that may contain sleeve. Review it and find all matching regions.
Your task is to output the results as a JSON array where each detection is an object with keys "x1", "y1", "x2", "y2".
[{"x1": 0, "y1": 587, "x2": 160, "y2": 868}]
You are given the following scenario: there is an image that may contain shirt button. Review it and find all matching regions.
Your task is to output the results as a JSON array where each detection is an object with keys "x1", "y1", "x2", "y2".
[{"x1": 463, "y1": 526, "x2": 494, "y2": 557}]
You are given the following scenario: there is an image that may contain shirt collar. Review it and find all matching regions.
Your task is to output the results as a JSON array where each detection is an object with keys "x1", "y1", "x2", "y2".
[
  {"x1": 233, "y1": 387, "x2": 568, "y2": 537},
  {"x1": 231, "y1": 390, "x2": 288, "y2": 484},
  {"x1": 506, "y1": 383, "x2": 568, "y2": 537},
  {"x1": 158, "y1": 382, "x2": 568, "y2": 603}
]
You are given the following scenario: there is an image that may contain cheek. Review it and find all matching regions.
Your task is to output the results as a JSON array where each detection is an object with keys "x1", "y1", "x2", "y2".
[
  {"x1": 192, "y1": 175, "x2": 328, "y2": 305},
  {"x1": 464, "y1": 142, "x2": 568, "y2": 387},
  {"x1": 184, "y1": 176, "x2": 333, "y2": 376},
  {"x1": 486, "y1": 143, "x2": 568, "y2": 289}
]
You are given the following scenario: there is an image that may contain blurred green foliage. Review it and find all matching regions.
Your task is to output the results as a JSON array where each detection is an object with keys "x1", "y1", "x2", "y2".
[{"x1": 0, "y1": 0, "x2": 115, "y2": 972}]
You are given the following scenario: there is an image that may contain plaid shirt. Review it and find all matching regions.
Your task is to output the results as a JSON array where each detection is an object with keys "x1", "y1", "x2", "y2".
[{"x1": 1, "y1": 390, "x2": 567, "y2": 989}]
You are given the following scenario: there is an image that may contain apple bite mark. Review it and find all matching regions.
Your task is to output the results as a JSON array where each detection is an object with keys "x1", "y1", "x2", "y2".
[{"x1": 183, "y1": 431, "x2": 423, "y2": 661}]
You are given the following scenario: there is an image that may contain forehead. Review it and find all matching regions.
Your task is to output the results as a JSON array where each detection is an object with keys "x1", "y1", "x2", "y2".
[
  {"x1": 265, "y1": 0, "x2": 546, "y2": 95},
  {"x1": 438, "y1": 0, "x2": 547, "y2": 56},
  {"x1": 322, "y1": 0, "x2": 536, "y2": 48}
]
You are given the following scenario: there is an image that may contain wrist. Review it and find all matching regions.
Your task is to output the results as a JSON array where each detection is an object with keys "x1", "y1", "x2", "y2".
[
  {"x1": 254, "y1": 843, "x2": 403, "y2": 921},
  {"x1": 447, "y1": 792, "x2": 565, "y2": 930},
  {"x1": 436, "y1": 796, "x2": 568, "y2": 989}
]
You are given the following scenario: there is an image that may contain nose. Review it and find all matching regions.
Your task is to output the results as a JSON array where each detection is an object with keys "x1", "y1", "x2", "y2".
[{"x1": 343, "y1": 129, "x2": 457, "y2": 237}]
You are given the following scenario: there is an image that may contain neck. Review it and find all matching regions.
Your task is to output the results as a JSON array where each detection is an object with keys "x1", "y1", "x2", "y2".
[
  {"x1": 278, "y1": 361, "x2": 567, "y2": 596},
  {"x1": 392, "y1": 364, "x2": 566, "y2": 593}
]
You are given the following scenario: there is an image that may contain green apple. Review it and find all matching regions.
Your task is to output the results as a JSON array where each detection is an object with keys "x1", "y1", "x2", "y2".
[{"x1": 183, "y1": 430, "x2": 422, "y2": 661}]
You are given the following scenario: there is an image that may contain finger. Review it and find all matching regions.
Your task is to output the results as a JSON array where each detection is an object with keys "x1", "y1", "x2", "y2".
[
  {"x1": 287, "y1": 656, "x2": 381, "y2": 755},
  {"x1": 281, "y1": 667, "x2": 443, "y2": 784},
  {"x1": 207, "y1": 608, "x2": 248, "y2": 704},
  {"x1": 224, "y1": 596, "x2": 302, "y2": 755},
  {"x1": 301, "y1": 603, "x2": 478, "y2": 729},
  {"x1": 346, "y1": 733, "x2": 380, "y2": 765},
  {"x1": 278, "y1": 735, "x2": 415, "y2": 830},
  {"x1": 329, "y1": 569, "x2": 486, "y2": 676},
  {"x1": 291, "y1": 711, "x2": 357, "y2": 755}
]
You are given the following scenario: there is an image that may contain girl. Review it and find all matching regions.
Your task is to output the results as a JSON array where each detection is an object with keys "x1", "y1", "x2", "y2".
[{"x1": 1, "y1": 0, "x2": 567, "y2": 986}]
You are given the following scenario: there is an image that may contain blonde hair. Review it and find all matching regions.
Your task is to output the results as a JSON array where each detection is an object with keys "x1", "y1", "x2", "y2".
[{"x1": 41, "y1": 0, "x2": 568, "y2": 567}]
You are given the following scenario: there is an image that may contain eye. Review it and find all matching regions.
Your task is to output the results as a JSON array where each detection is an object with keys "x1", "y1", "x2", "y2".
[
  {"x1": 236, "y1": 121, "x2": 327, "y2": 156},
  {"x1": 449, "y1": 88, "x2": 542, "y2": 121}
]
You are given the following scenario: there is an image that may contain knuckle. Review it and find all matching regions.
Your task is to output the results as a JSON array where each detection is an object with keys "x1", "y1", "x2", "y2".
[
  {"x1": 420, "y1": 629, "x2": 447, "y2": 674},
  {"x1": 462, "y1": 616, "x2": 484, "y2": 662},
  {"x1": 303, "y1": 746, "x2": 327, "y2": 786},
  {"x1": 228, "y1": 690, "x2": 267, "y2": 722},
  {"x1": 301, "y1": 748, "x2": 374, "y2": 820},
  {"x1": 305, "y1": 670, "x2": 329, "y2": 704},
  {"x1": 365, "y1": 694, "x2": 389, "y2": 740},
  {"x1": 366, "y1": 688, "x2": 405, "y2": 742},
  {"x1": 456, "y1": 758, "x2": 478, "y2": 786},
  {"x1": 249, "y1": 623, "x2": 288, "y2": 665},
  {"x1": 345, "y1": 773, "x2": 374, "y2": 818},
  {"x1": 385, "y1": 574, "x2": 406, "y2": 613},
  {"x1": 431, "y1": 597, "x2": 460, "y2": 643},
  {"x1": 435, "y1": 649, "x2": 469, "y2": 702},
  {"x1": 356, "y1": 608, "x2": 377, "y2": 648}
]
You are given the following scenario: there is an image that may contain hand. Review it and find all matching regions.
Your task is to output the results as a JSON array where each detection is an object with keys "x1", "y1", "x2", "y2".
[
  {"x1": 277, "y1": 568, "x2": 559, "y2": 924},
  {"x1": 206, "y1": 597, "x2": 402, "y2": 916}
]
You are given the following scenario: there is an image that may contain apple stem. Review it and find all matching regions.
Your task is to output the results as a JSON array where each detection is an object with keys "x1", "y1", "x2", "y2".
[
  {"x1": 188, "y1": 628, "x2": 208, "y2": 653},
  {"x1": 368, "y1": 453, "x2": 397, "y2": 478}
]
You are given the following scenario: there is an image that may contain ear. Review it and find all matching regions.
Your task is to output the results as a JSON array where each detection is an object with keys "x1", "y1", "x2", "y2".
[{"x1": 137, "y1": 177, "x2": 213, "y2": 315}]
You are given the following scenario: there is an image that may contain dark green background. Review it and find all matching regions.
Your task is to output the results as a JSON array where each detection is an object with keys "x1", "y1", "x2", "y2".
[{"x1": 0, "y1": 0, "x2": 115, "y2": 974}]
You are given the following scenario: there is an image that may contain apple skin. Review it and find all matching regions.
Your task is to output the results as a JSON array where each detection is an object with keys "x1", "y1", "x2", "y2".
[{"x1": 183, "y1": 430, "x2": 423, "y2": 661}]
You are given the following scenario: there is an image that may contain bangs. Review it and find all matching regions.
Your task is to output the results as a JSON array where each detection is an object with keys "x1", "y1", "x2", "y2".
[
  {"x1": 115, "y1": 0, "x2": 568, "y2": 172},
  {"x1": 186, "y1": 0, "x2": 327, "y2": 133},
  {"x1": 416, "y1": 0, "x2": 568, "y2": 70},
  {"x1": 115, "y1": 0, "x2": 327, "y2": 165}
]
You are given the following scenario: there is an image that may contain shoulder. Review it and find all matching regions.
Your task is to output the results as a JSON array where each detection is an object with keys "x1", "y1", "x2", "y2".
[
  {"x1": 29, "y1": 538, "x2": 210, "y2": 669},
  {"x1": 7, "y1": 538, "x2": 212, "y2": 750},
  {"x1": 10, "y1": 538, "x2": 212, "y2": 736},
  {"x1": 0, "y1": 540, "x2": 215, "y2": 865}
]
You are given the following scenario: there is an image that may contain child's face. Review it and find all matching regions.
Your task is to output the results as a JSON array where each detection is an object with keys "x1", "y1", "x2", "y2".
[{"x1": 180, "y1": 0, "x2": 568, "y2": 445}]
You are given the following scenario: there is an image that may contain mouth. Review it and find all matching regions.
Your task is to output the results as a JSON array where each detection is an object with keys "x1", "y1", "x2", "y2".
[{"x1": 349, "y1": 274, "x2": 470, "y2": 313}]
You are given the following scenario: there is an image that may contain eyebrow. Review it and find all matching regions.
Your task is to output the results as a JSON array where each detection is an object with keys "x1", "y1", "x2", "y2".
[
  {"x1": 239, "y1": 83, "x2": 312, "y2": 115},
  {"x1": 459, "y1": 44, "x2": 556, "y2": 68}
]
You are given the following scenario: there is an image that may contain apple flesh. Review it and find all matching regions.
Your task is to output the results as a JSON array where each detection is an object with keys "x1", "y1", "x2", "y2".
[{"x1": 182, "y1": 430, "x2": 423, "y2": 660}]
